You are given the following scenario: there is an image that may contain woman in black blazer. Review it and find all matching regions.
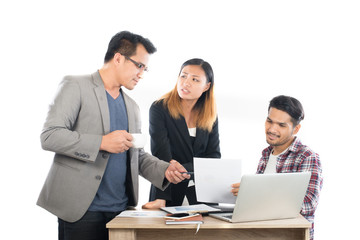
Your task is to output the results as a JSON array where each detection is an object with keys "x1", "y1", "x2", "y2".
[{"x1": 142, "y1": 58, "x2": 221, "y2": 208}]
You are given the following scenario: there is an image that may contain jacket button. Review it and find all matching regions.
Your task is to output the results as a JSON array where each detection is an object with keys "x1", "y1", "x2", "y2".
[
  {"x1": 102, "y1": 153, "x2": 108, "y2": 158},
  {"x1": 95, "y1": 175, "x2": 102, "y2": 180}
]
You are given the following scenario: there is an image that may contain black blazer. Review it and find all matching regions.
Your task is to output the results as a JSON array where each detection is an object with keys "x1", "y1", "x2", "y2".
[{"x1": 148, "y1": 100, "x2": 221, "y2": 206}]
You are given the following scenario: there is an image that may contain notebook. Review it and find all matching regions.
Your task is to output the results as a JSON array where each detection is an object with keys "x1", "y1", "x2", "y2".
[{"x1": 210, "y1": 172, "x2": 311, "y2": 223}]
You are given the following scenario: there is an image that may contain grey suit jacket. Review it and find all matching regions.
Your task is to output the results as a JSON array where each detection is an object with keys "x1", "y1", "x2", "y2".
[{"x1": 37, "y1": 71, "x2": 169, "y2": 222}]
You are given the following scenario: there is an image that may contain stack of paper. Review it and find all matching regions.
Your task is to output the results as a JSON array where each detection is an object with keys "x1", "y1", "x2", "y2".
[
  {"x1": 161, "y1": 204, "x2": 220, "y2": 215},
  {"x1": 117, "y1": 210, "x2": 167, "y2": 218},
  {"x1": 164, "y1": 213, "x2": 203, "y2": 225}
]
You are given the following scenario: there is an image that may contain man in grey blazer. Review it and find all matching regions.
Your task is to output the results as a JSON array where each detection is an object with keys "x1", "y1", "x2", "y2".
[{"x1": 37, "y1": 31, "x2": 190, "y2": 240}]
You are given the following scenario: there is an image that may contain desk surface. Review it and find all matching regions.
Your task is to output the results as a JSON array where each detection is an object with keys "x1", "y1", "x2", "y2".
[
  {"x1": 107, "y1": 214, "x2": 311, "y2": 240},
  {"x1": 107, "y1": 214, "x2": 310, "y2": 230}
]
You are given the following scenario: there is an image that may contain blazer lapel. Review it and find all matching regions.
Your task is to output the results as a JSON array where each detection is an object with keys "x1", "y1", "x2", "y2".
[
  {"x1": 193, "y1": 128, "x2": 206, "y2": 153},
  {"x1": 172, "y1": 116, "x2": 193, "y2": 153},
  {"x1": 92, "y1": 71, "x2": 110, "y2": 134}
]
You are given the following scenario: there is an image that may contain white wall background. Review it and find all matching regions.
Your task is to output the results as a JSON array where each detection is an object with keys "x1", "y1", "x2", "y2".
[{"x1": 1, "y1": 1, "x2": 359, "y2": 239}]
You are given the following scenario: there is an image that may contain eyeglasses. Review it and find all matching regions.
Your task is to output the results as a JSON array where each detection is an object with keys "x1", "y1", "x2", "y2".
[{"x1": 124, "y1": 56, "x2": 148, "y2": 72}]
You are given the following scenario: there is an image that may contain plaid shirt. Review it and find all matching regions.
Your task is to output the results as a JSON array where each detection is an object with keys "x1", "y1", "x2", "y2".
[{"x1": 256, "y1": 137, "x2": 323, "y2": 239}]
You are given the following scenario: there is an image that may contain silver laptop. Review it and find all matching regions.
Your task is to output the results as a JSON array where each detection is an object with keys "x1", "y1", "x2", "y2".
[{"x1": 210, "y1": 172, "x2": 311, "y2": 222}]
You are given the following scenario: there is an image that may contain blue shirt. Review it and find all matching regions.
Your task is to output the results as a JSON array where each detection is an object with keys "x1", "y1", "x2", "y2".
[{"x1": 89, "y1": 91, "x2": 128, "y2": 212}]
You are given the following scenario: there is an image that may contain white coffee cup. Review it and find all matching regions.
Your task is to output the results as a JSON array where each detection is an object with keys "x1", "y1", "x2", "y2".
[{"x1": 131, "y1": 133, "x2": 146, "y2": 148}]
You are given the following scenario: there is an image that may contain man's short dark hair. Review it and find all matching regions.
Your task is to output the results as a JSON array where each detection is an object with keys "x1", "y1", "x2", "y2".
[
  {"x1": 104, "y1": 31, "x2": 157, "y2": 63},
  {"x1": 268, "y1": 95, "x2": 305, "y2": 126}
]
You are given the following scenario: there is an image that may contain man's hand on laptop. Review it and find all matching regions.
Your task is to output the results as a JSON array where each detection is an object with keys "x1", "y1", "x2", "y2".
[{"x1": 231, "y1": 182, "x2": 240, "y2": 196}]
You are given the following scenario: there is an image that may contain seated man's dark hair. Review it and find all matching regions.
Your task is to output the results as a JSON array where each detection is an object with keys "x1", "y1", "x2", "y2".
[{"x1": 268, "y1": 95, "x2": 305, "y2": 126}]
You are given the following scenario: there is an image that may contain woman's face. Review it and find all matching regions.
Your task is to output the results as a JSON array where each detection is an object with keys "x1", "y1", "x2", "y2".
[{"x1": 177, "y1": 65, "x2": 211, "y2": 102}]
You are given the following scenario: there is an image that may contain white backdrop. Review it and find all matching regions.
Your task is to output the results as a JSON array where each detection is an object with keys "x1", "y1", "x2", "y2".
[{"x1": 1, "y1": 1, "x2": 359, "y2": 239}]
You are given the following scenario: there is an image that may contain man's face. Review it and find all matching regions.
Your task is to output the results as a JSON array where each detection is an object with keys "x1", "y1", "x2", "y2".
[
  {"x1": 265, "y1": 107, "x2": 300, "y2": 148},
  {"x1": 117, "y1": 44, "x2": 150, "y2": 90}
]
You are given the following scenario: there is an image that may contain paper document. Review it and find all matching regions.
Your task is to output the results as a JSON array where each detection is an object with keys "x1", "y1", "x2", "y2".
[
  {"x1": 194, "y1": 158, "x2": 242, "y2": 204},
  {"x1": 117, "y1": 210, "x2": 167, "y2": 218},
  {"x1": 161, "y1": 204, "x2": 220, "y2": 214},
  {"x1": 164, "y1": 213, "x2": 204, "y2": 225}
]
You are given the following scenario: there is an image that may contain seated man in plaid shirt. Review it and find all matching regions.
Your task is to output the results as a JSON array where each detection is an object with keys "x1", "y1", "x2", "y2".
[{"x1": 231, "y1": 95, "x2": 323, "y2": 240}]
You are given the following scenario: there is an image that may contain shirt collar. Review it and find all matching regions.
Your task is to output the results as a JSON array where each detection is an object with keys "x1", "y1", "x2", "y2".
[
  {"x1": 288, "y1": 136, "x2": 302, "y2": 153},
  {"x1": 263, "y1": 136, "x2": 302, "y2": 157}
]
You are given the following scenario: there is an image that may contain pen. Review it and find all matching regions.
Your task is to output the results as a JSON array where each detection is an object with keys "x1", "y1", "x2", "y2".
[{"x1": 181, "y1": 172, "x2": 194, "y2": 175}]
